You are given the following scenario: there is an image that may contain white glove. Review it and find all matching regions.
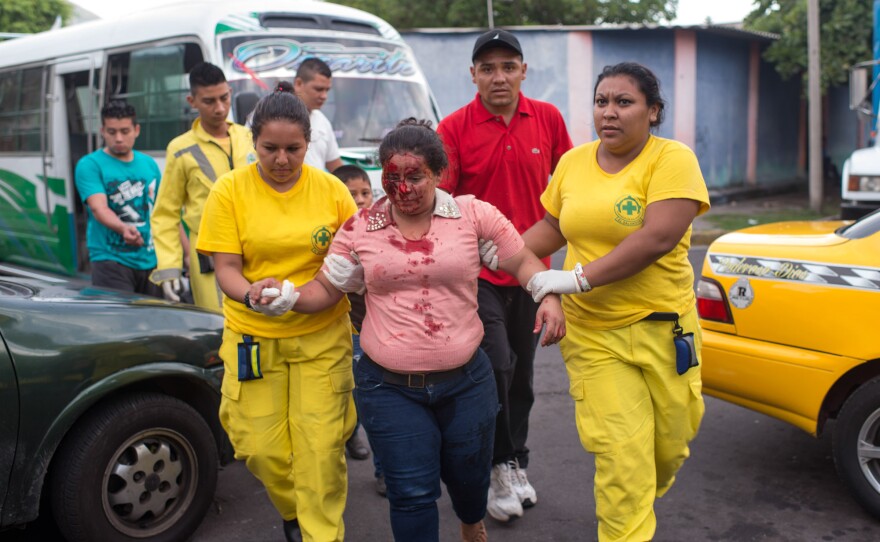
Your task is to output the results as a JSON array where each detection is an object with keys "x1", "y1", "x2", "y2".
[
  {"x1": 161, "y1": 279, "x2": 182, "y2": 302},
  {"x1": 252, "y1": 280, "x2": 299, "y2": 317},
  {"x1": 478, "y1": 238, "x2": 499, "y2": 271},
  {"x1": 323, "y1": 252, "x2": 365, "y2": 294},
  {"x1": 526, "y1": 270, "x2": 581, "y2": 303}
]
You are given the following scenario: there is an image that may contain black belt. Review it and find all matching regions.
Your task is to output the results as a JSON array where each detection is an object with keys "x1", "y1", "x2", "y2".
[
  {"x1": 642, "y1": 312, "x2": 679, "y2": 321},
  {"x1": 363, "y1": 352, "x2": 473, "y2": 388}
]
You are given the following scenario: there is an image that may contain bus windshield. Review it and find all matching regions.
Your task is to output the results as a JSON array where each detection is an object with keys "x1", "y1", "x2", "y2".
[{"x1": 228, "y1": 76, "x2": 438, "y2": 148}]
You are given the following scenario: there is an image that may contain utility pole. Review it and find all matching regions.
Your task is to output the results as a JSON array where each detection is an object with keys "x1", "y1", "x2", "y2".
[
  {"x1": 487, "y1": 0, "x2": 494, "y2": 28},
  {"x1": 807, "y1": 0, "x2": 823, "y2": 212}
]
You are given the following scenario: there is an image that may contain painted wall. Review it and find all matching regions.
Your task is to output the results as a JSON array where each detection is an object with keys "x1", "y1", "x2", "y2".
[
  {"x1": 402, "y1": 27, "x2": 856, "y2": 190},
  {"x1": 755, "y1": 56, "x2": 801, "y2": 185},
  {"x1": 694, "y1": 33, "x2": 750, "y2": 188}
]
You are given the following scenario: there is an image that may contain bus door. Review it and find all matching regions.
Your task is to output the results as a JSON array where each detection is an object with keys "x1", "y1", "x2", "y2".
[{"x1": 54, "y1": 55, "x2": 103, "y2": 274}]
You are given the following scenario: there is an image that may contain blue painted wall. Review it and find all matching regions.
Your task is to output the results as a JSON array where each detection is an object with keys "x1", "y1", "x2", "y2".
[
  {"x1": 694, "y1": 33, "x2": 750, "y2": 188},
  {"x1": 755, "y1": 55, "x2": 801, "y2": 185},
  {"x1": 591, "y1": 30, "x2": 677, "y2": 141}
]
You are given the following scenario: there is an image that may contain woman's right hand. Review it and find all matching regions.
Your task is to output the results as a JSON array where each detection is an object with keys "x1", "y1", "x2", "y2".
[{"x1": 527, "y1": 269, "x2": 582, "y2": 303}]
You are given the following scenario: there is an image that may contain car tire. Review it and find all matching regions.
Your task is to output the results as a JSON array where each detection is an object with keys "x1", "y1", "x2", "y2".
[
  {"x1": 833, "y1": 378, "x2": 880, "y2": 519},
  {"x1": 50, "y1": 392, "x2": 218, "y2": 542}
]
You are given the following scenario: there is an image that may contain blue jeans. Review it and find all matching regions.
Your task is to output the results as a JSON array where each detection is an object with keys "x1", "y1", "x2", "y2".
[
  {"x1": 351, "y1": 334, "x2": 383, "y2": 477},
  {"x1": 354, "y1": 349, "x2": 498, "y2": 541}
]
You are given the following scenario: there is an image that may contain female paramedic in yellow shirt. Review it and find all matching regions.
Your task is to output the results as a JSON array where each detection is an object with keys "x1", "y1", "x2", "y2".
[
  {"x1": 196, "y1": 89, "x2": 357, "y2": 542},
  {"x1": 523, "y1": 62, "x2": 711, "y2": 542}
]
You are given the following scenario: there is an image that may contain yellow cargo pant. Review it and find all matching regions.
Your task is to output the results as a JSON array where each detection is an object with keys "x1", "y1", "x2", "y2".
[
  {"x1": 188, "y1": 230, "x2": 222, "y2": 311},
  {"x1": 560, "y1": 308, "x2": 704, "y2": 542},
  {"x1": 218, "y1": 315, "x2": 356, "y2": 542}
]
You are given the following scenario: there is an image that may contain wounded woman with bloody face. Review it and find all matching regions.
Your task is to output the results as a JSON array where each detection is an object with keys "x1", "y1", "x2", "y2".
[{"x1": 247, "y1": 118, "x2": 566, "y2": 542}]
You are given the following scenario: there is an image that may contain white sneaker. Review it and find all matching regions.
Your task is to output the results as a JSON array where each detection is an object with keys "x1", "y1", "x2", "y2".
[
  {"x1": 511, "y1": 460, "x2": 537, "y2": 508},
  {"x1": 487, "y1": 462, "x2": 523, "y2": 522}
]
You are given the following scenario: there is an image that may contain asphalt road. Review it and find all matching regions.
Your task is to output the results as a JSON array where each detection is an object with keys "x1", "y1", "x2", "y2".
[{"x1": 7, "y1": 248, "x2": 880, "y2": 541}]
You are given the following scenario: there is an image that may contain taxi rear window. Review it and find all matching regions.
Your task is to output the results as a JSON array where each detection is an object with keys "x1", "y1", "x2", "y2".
[{"x1": 838, "y1": 210, "x2": 880, "y2": 240}]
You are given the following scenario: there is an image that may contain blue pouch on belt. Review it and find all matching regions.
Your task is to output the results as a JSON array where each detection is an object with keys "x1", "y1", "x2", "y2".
[
  {"x1": 237, "y1": 335, "x2": 263, "y2": 381},
  {"x1": 644, "y1": 312, "x2": 699, "y2": 375},
  {"x1": 673, "y1": 330, "x2": 698, "y2": 375}
]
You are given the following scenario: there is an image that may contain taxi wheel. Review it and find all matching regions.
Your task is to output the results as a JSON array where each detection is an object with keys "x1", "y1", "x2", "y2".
[
  {"x1": 50, "y1": 393, "x2": 218, "y2": 542},
  {"x1": 833, "y1": 378, "x2": 880, "y2": 519}
]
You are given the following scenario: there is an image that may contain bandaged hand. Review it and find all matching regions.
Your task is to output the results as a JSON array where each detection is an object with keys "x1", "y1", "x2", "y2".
[
  {"x1": 526, "y1": 270, "x2": 581, "y2": 303},
  {"x1": 161, "y1": 279, "x2": 183, "y2": 302},
  {"x1": 323, "y1": 252, "x2": 365, "y2": 294},
  {"x1": 252, "y1": 280, "x2": 299, "y2": 317},
  {"x1": 478, "y1": 239, "x2": 499, "y2": 271}
]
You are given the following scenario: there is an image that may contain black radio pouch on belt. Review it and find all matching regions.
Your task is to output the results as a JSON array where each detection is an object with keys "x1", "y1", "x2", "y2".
[
  {"x1": 237, "y1": 335, "x2": 263, "y2": 381},
  {"x1": 643, "y1": 312, "x2": 699, "y2": 375},
  {"x1": 197, "y1": 253, "x2": 215, "y2": 274}
]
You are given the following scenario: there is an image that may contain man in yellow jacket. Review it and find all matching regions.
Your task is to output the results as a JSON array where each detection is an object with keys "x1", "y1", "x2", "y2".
[{"x1": 150, "y1": 62, "x2": 255, "y2": 310}]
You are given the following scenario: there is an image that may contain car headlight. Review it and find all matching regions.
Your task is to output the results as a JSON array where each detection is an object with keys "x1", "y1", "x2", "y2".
[{"x1": 848, "y1": 175, "x2": 880, "y2": 192}]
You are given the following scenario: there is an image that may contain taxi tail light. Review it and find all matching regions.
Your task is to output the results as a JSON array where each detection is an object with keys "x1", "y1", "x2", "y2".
[{"x1": 696, "y1": 278, "x2": 733, "y2": 324}]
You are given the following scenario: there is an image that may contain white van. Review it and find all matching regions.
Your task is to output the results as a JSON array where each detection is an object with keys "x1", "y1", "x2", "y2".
[{"x1": 0, "y1": 0, "x2": 440, "y2": 276}]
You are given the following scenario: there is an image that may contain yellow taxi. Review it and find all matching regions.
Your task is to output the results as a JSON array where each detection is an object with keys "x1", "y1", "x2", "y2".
[{"x1": 697, "y1": 209, "x2": 880, "y2": 517}]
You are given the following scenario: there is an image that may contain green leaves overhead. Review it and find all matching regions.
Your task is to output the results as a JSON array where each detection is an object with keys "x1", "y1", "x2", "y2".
[
  {"x1": 334, "y1": 0, "x2": 677, "y2": 28},
  {"x1": 744, "y1": 0, "x2": 872, "y2": 92},
  {"x1": 0, "y1": 0, "x2": 71, "y2": 36}
]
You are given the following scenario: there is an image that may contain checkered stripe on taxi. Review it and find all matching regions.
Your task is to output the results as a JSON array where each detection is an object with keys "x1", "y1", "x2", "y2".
[{"x1": 708, "y1": 253, "x2": 880, "y2": 291}]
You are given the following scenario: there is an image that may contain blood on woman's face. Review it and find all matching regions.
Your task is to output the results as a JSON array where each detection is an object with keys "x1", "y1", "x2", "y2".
[{"x1": 381, "y1": 152, "x2": 439, "y2": 216}]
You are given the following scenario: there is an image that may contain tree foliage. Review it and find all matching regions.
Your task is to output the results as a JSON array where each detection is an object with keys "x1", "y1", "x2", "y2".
[
  {"x1": 743, "y1": 0, "x2": 872, "y2": 92},
  {"x1": 0, "y1": 0, "x2": 71, "y2": 35},
  {"x1": 333, "y1": 0, "x2": 677, "y2": 28}
]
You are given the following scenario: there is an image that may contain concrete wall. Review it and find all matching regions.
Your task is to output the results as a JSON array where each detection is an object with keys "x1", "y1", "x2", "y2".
[{"x1": 403, "y1": 26, "x2": 858, "y2": 191}]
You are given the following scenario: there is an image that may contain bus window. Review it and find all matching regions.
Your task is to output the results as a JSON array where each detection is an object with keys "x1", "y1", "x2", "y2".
[
  {"x1": 105, "y1": 43, "x2": 203, "y2": 151},
  {"x1": 0, "y1": 67, "x2": 47, "y2": 153}
]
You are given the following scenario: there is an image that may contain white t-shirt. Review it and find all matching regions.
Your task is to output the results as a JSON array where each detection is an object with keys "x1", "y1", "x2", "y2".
[{"x1": 304, "y1": 109, "x2": 341, "y2": 170}]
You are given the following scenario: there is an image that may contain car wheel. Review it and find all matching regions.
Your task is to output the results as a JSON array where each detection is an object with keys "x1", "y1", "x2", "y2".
[
  {"x1": 50, "y1": 392, "x2": 218, "y2": 542},
  {"x1": 833, "y1": 378, "x2": 880, "y2": 519}
]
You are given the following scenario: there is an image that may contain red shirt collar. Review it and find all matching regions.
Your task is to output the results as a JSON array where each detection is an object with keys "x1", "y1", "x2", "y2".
[{"x1": 472, "y1": 92, "x2": 535, "y2": 124}]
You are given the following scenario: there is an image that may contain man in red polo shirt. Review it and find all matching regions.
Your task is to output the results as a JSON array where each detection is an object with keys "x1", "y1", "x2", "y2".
[{"x1": 437, "y1": 29, "x2": 573, "y2": 524}]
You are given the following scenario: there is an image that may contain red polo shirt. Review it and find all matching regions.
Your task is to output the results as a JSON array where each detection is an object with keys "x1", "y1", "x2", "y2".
[{"x1": 438, "y1": 92, "x2": 573, "y2": 286}]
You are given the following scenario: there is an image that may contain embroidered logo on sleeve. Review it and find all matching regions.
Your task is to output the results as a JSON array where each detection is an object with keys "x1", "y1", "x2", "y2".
[{"x1": 311, "y1": 226, "x2": 333, "y2": 254}]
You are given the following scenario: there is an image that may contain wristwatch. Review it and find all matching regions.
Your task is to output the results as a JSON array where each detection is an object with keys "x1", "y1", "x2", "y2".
[{"x1": 243, "y1": 291, "x2": 257, "y2": 311}]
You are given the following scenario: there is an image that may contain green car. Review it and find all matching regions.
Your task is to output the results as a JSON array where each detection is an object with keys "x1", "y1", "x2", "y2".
[{"x1": 0, "y1": 271, "x2": 230, "y2": 542}]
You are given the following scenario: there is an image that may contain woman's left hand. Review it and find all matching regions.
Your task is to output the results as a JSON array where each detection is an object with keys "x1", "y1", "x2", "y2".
[{"x1": 533, "y1": 294, "x2": 566, "y2": 346}]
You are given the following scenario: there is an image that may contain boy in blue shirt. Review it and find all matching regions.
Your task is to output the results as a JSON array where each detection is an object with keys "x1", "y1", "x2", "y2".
[{"x1": 75, "y1": 100, "x2": 162, "y2": 296}]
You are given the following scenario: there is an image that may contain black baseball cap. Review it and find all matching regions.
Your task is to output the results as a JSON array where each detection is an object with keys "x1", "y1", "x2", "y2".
[{"x1": 472, "y1": 29, "x2": 523, "y2": 62}]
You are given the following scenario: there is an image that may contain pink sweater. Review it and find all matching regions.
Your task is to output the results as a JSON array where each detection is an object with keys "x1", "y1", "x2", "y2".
[{"x1": 327, "y1": 190, "x2": 523, "y2": 372}]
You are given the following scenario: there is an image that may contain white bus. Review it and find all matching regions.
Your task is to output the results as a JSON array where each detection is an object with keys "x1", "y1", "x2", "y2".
[{"x1": 0, "y1": 0, "x2": 440, "y2": 277}]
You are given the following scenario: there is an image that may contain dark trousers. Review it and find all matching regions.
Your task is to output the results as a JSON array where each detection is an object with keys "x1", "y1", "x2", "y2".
[
  {"x1": 91, "y1": 260, "x2": 163, "y2": 298},
  {"x1": 477, "y1": 279, "x2": 538, "y2": 468}
]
